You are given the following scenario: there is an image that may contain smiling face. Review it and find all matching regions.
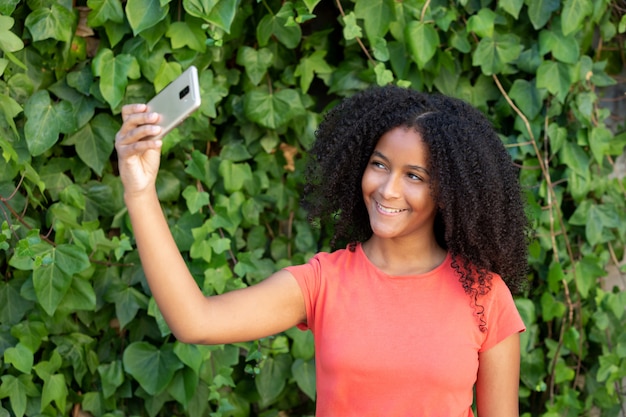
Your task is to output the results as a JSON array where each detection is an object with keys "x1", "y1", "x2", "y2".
[{"x1": 361, "y1": 126, "x2": 438, "y2": 244}]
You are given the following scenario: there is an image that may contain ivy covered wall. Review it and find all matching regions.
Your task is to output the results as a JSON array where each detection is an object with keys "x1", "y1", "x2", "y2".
[{"x1": 0, "y1": 0, "x2": 625, "y2": 416}]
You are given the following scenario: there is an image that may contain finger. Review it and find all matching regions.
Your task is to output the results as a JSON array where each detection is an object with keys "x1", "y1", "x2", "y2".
[
  {"x1": 117, "y1": 136, "x2": 163, "y2": 158},
  {"x1": 117, "y1": 112, "x2": 161, "y2": 141},
  {"x1": 121, "y1": 104, "x2": 148, "y2": 121},
  {"x1": 116, "y1": 124, "x2": 162, "y2": 147}
]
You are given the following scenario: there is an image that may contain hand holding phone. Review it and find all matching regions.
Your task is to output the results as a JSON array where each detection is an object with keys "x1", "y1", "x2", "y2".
[{"x1": 146, "y1": 65, "x2": 201, "y2": 141}]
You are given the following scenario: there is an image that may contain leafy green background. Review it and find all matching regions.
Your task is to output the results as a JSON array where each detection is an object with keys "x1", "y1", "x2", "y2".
[{"x1": 1, "y1": 0, "x2": 625, "y2": 416}]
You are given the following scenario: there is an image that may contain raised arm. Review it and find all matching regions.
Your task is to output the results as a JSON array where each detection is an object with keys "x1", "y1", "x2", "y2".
[
  {"x1": 475, "y1": 332, "x2": 521, "y2": 417},
  {"x1": 115, "y1": 104, "x2": 306, "y2": 344}
]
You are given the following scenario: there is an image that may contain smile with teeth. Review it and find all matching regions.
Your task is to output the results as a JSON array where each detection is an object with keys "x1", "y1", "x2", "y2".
[{"x1": 376, "y1": 201, "x2": 406, "y2": 214}]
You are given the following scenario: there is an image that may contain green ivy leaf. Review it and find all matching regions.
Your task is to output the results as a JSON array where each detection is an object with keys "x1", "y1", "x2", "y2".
[
  {"x1": 203, "y1": 196, "x2": 242, "y2": 237},
  {"x1": 406, "y1": 21, "x2": 439, "y2": 70},
  {"x1": 0, "y1": 278, "x2": 32, "y2": 326},
  {"x1": 4, "y1": 343, "x2": 34, "y2": 374},
  {"x1": 540, "y1": 292, "x2": 566, "y2": 321},
  {"x1": 472, "y1": 33, "x2": 523, "y2": 75},
  {"x1": 341, "y1": 12, "x2": 362, "y2": 41},
  {"x1": 509, "y1": 79, "x2": 544, "y2": 120},
  {"x1": 0, "y1": 16, "x2": 24, "y2": 52},
  {"x1": 24, "y1": 91, "x2": 74, "y2": 156},
  {"x1": 547, "y1": 261, "x2": 567, "y2": 296},
  {"x1": 208, "y1": 233, "x2": 231, "y2": 254},
  {"x1": 302, "y1": 0, "x2": 321, "y2": 13},
  {"x1": 185, "y1": 150, "x2": 214, "y2": 188},
  {"x1": 87, "y1": 0, "x2": 125, "y2": 27},
  {"x1": 182, "y1": 186, "x2": 210, "y2": 214},
  {"x1": 285, "y1": 327, "x2": 314, "y2": 360},
  {"x1": 183, "y1": 0, "x2": 238, "y2": 33},
  {"x1": 33, "y1": 244, "x2": 90, "y2": 316},
  {"x1": 371, "y1": 36, "x2": 390, "y2": 61},
  {"x1": 64, "y1": 113, "x2": 119, "y2": 176},
  {"x1": 33, "y1": 350, "x2": 62, "y2": 381},
  {"x1": 498, "y1": 0, "x2": 524, "y2": 19},
  {"x1": 97, "y1": 361, "x2": 124, "y2": 398},
  {"x1": 0, "y1": 374, "x2": 39, "y2": 417},
  {"x1": 220, "y1": 142, "x2": 253, "y2": 162},
  {"x1": 218, "y1": 160, "x2": 252, "y2": 193},
  {"x1": 241, "y1": 198, "x2": 262, "y2": 226},
  {"x1": 559, "y1": 141, "x2": 589, "y2": 176},
  {"x1": 536, "y1": 60, "x2": 573, "y2": 102},
  {"x1": 292, "y1": 358, "x2": 315, "y2": 401},
  {"x1": 539, "y1": 28, "x2": 579, "y2": 64},
  {"x1": 569, "y1": 201, "x2": 620, "y2": 246},
  {"x1": 123, "y1": 342, "x2": 183, "y2": 395},
  {"x1": 244, "y1": 88, "x2": 305, "y2": 129},
  {"x1": 203, "y1": 262, "x2": 234, "y2": 294},
  {"x1": 125, "y1": 0, "x2": 168, "y2": 35},
  {"x1": 560, "y1": 0, "x2": 592, "y2": 36},
  {"x1": 354, "y1": 0, "x2": 394, "y2": 40},
  {"x1": 93, "y1": 49, "x2": 141, "y2": 108},
  {"x1": 198, "y1": 69, "x2": 229, "y2": 118},
  {"x1": 0, "y1": 94, "x2": 22, "y2": 139},
  {"x1": 575, "y1": 255, "x2": 607, "y2": 298},
  {"x1": 59, "y1": 276, "x2": 97, "y2": 312},
  {"x1": 588, "y1": 126, "x2": 612, "y2": 164},
  {"x1": 236, "y1": 46, "x2": 274, "y2": 86},
  {"x1": 255, "y1": 354, "x2": 292, "y2": 407},
  {"x1": 173, "y1": 342, "x2": 208, "y2": 375},
  {"x1": 526, "y1": 0, "x2": 560, "y2": 30},
  {"x1": 597, "y1": 354, "x2": 620, "y2": 383},
  {"x1": 167, "y1": 367, "x2": 198, "y2": 408},
  {"x1": 167, "y1": 20, "x2": 206, "y2": 53},
  {"x1": 257, "y1": 9, "x2": 302, "y2": 48},
  {"x1": 10, "y1": 321, "x2": 47, "y2": 353},
  {"x1": 374, "y1": 62, "x2": 394, "y2": 86},
  {"x1": 111, "y1": 286, "x2": 149, "y2": 329},
  {"x1": 41, "y1": 374, "x2": 67, "y2": 413},
  {"x1": 24, "y1": 3, "x2": 75, "y2": 42},
  {"x1": 294, "y1": 50, "x2": 333, "y2": 93},
  {"x1": 467, "y1": 8, "x2": 496, "y2": 38}
]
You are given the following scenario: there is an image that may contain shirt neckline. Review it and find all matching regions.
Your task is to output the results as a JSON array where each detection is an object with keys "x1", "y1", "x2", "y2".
[{"x1": 354, "y1": 242, "x2": 451, "y2": 279}]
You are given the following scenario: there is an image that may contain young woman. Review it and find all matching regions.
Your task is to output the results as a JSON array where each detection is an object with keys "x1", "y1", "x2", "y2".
[{"x1": 115, "y1": 85, "x2": 529, "y2": 417}]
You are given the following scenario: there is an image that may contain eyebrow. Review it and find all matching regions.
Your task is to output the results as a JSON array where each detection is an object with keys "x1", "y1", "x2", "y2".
[{"x1": 371, "y1": 150, "x2": 431, "y2": 176}]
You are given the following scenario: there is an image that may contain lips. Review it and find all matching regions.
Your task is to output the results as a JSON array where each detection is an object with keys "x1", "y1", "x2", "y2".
[{"x1": 376, "y1": 201, "x2": 407, "y2": 214}]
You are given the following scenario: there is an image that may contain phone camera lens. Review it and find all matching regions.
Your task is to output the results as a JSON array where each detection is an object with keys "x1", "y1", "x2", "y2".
[{"x1": 179, "y1": 86, "x2": 190, "y2": 100}]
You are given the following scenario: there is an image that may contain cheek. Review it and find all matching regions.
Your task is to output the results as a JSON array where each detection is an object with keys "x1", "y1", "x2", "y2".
[{"x1": 360, "y1": 169, "x2": 373, "y2": 195}]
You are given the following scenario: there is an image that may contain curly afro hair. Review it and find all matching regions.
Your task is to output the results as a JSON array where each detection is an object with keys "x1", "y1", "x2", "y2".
[{"x1": 302, "y1": 85, "x2": 529, "y2": 306}]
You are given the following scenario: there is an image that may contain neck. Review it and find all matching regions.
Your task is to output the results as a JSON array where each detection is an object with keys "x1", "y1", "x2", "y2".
[{"x1": 361, "y1": 236, "x2": 447, "y2": 276}]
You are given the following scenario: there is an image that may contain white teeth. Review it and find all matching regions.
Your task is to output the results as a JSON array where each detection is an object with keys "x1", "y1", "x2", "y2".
[{"x1": 377, "y1": 202, "x2": 404, "y2": 213}]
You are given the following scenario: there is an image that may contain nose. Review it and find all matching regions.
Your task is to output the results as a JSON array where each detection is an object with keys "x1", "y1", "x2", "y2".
[{"x1": 379, "y1": 173, "x2": 402, "y2": 199}]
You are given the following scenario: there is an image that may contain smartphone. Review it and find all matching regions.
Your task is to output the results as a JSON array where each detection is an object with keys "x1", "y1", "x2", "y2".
[{"x1": 146, "y1": 65, "x2": 201, "y2": 140}]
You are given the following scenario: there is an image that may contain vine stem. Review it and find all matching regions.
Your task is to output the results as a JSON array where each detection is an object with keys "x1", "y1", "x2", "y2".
[
  {"x1": 420, "y1": 0, "x2": 432, "y2": 21},
  {"x1": 1, "y1": 173, "x2": 57, "y2": 245},
  {"x1": 334, "y1": 0, "x2": 377, "y2": 68},
  {"x1": 492, "y1": 74, "x2": 583, "y2": 400}
]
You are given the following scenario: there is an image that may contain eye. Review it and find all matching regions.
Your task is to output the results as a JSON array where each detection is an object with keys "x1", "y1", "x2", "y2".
[
  {"x1": 371, "y1": 161, "x2": 386, "y2": 169},
  {"x1": 407, "y1": 172, "x2": 423, "y2": 181}
]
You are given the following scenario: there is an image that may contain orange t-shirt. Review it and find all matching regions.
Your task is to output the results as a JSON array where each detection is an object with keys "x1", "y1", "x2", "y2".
[{"x1": 285, "y1": 244, "x2": 525, "y2": 417}]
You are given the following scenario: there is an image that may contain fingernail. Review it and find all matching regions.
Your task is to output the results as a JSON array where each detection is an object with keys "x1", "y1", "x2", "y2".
[{"x1": 149, "y1": 126, "x2": 160, "y2": 133}]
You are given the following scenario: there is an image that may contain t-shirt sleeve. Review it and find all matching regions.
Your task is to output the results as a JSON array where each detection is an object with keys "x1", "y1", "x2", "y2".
[
  {"x1": 479, "y1": 276, "x2": 527, "y2": 352},
  {"x1": 284, "y1": 257, "x2": 321, "y2": 332}
]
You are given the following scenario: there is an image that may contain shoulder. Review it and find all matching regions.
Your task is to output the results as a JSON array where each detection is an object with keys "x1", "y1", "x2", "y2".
[{"x1": 285, "y1": 246, "x2": 357, "y2": 276}]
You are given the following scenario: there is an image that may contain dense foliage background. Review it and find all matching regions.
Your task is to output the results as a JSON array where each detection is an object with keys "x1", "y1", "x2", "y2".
[{"x1": 1, "y1": 0, "x2": 625, "y2": 416}]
